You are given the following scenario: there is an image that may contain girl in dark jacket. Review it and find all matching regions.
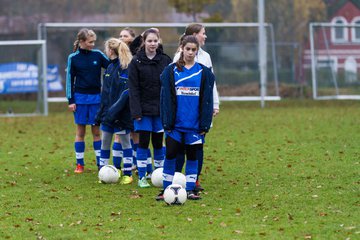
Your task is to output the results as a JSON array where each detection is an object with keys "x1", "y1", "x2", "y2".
[
  {"x1": 128, "y1": 28, "x2": 172, "y2": 188},
  {"x1": 96, "y1": 38, "x2": 134, "y2": 184},
  {"x1": 157, "y1": 35, "x2": 214, "y2": 200}
]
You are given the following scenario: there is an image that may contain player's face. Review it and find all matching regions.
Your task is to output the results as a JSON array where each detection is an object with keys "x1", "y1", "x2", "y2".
[
  {"x1": 119, "y1": 30, "x2": 134, "y2": 45},
  {"x1": 194, "y1": 27, "x2": 206, "y2": 47},
  {"x1": 144, "y1": 33, "x2": 159, "y2": 54},
  {"x1": 182, "y1": 43, "x2": 198, "y2": 62},
  {"x1": 105, "y1": 45, "x2": 113, "y2": 59},
  {"x1": 80, "y1": 35, "x2": 96, "y2": 50}
]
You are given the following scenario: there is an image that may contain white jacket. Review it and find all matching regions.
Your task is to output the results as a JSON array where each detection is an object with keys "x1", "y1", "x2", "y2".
[{"x1": 173, "y1": 47, "x2": 220, "y2": 110}]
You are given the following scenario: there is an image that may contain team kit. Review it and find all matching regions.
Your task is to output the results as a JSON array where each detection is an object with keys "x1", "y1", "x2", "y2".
[{"x1": 66, "y1": 24, "x2": 220, "y2": 204}]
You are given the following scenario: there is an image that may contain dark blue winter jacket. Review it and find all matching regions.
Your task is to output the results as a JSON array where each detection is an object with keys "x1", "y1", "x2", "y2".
[
  {"x1": 95, "y1": 58, "x2": 133, "y2": 130},
  {"x1": 160, "y1": 63, "x2": 215, "y2": 133}
]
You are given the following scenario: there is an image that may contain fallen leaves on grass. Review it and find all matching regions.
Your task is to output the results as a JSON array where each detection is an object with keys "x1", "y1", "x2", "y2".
[
  {"x1": 69, "y1": 220, "x2": 82, "y2": 226},
  {"x1": 304, "y1": 234, "x2": 312, "y2": 239},
  {"x1": 7, "y1": 181, "x2": 17, "y2": 186},
  {"x1": 344, "y1": 226, "x2": 356, "y2": 230},
  {"x1": 110, "y1": 212, "x2": 121, "y2": 216},
  {"x1": 130, "y1": 190, "x2": 143, "y2": 199}
]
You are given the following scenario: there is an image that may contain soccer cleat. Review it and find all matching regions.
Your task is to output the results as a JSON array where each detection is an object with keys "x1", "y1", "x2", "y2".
[
  {"x1": 120, "y1": 176, "x2": 133, "y2": 185},
  {"x1": 155, "y1": 190, "x2": 164, "y2": 201},
  {"x1": 194, "y1": 180, "x2": 204, "y2": 192},
  {"x1": 138, "y1": 177, "x2": 151, "y2": 188},
  {"x1": 74, "y1": 164, "x2": 84, "y2": 174},
  {"x1": 187, "y1": 190, "x2": 201, "y2": 200}
]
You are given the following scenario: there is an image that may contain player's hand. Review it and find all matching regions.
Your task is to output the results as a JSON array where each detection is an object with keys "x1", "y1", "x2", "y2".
[
  {"x1": 68, "y1": 104, "x2": 76, "y2": 112},
  {"x1": 213, "y1": 108, "x2": 219, "y2": 117},
  {"x1": 135, "y1": 117, "x2": 141, "y2": 121}
]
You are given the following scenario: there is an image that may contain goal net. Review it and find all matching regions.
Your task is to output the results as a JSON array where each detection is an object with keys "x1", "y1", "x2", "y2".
[
  {"x1": 38, "y1": 22, "x2": 280, "y2": 104},
  {"x1": 308, "y1": 22, "x2": 360, "y2": 100},
  {"x1": 0, "y1": 40, "x2": 51, "y2": 117}
]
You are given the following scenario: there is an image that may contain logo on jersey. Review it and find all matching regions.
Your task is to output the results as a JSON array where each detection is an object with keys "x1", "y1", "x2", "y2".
[
  {"x1": 176, "y1": 87, "x2": 199, "y2": 96},
  {"x1": 93, "y1": 61, "x2": 98, "y2": 65}
]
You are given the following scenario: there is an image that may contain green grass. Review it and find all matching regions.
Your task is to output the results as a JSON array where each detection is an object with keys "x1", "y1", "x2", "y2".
[{"x1": 0, "y1": 100, "x2": 359, "y2": 239}]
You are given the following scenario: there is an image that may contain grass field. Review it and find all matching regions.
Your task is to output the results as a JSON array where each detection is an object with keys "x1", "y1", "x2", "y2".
[{"x1": 0, "y1": 100, "x2": 359, "y2": 239}]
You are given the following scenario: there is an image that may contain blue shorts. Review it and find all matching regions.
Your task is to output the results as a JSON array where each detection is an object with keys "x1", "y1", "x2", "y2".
[
  {"x1": 166, "y1": 129, "x2": 204, "y2": 145},
  {"x1": 101, "y1": 124, "x2": 130, "y2": 135},
  {"x1": 73, "y1": 103, "x2": 100, "y2": 125},
  {"x1": 134, "y1": 116, "x2": 163, "y2": 133}
]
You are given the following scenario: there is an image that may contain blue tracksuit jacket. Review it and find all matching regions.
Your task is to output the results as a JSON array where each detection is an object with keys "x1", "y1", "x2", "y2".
[{"x1": 66, "y1": 48, "x2": 110, "y2": 104}]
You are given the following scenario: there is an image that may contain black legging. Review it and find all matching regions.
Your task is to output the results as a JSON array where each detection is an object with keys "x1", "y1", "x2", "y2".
[
  {"x1": 166, "y1": 135, "x2": 201, "y2": 161},
  {"x1": 138, "y1": 130, "x2": 163, "y2": 149}
]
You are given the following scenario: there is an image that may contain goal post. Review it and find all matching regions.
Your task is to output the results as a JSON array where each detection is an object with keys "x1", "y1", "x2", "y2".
[
  {"x1": 0, "y1": 40, "x2": 48, "y2": 117},
  {"x1": 38, "y1": 22, "x2": 280, "y2": 104},
  {"x1": 309, "y1": 22, "x2": 360, "y2": 100}
]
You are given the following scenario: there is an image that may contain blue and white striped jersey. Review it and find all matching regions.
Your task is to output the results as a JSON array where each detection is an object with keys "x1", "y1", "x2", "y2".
[{"x1": 173, "y1": 62, "x2": 203, "y2": 132}]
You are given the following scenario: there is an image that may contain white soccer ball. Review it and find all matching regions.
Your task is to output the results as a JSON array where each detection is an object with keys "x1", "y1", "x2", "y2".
[
  {"x1": 173, "y1": 172, "x2": 186, "y2": 188},
  {"x1": 151, "y1": 167, "x2": 163, "y2": 187},
  {"x1": 98, "y1": 165, "x2": 120, "y2": 184},
  {"x1": 164, "y1": 184, "x2": 187, "y2": 205}
]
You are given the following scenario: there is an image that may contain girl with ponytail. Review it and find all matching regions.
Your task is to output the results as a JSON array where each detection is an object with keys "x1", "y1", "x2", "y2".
[
  {"x1": 95, "y1": 38, "x2": 134, "y2": 184},
  {"x1": 173, "y1": 23, "x2": 221, "y2": 192},
  {"x1": 66, "y1": 28, "x2": 110, "y2": 174},
  {"x1": 157, "y1": 35, "x2": 215, "y2": 201}
]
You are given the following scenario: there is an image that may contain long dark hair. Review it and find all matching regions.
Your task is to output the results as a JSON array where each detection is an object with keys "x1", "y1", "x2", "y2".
[{"x1": 175, "y1": 35, "x2": 199, "y2": 71}]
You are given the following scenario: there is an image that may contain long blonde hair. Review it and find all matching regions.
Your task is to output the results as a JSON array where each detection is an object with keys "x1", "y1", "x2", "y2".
[{"x1": 105, "y1": 38, "x2": 132, "y2": 69}]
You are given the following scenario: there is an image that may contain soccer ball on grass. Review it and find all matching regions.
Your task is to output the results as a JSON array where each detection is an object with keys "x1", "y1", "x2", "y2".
[
  {"x1": 151, "y1": 167, "x2": 163, "y2": 187},
  {"x1": 173, "y1": 172, "x2": 186, "y2": 188},
  {"x1": 98, "y1": 165, "x2": 120, "y2": 184},
  {"x1": 164, "y1": 184, "x2": 187, "y2": 205}
]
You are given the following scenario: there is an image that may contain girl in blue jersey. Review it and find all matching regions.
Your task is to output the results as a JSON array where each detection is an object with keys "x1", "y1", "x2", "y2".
[
  {"x1": 157, "y1": 35, "x2": 214, "y2": 200},
  {"x1": 95, "y1": 38, "x2": 134, "y2": 184},
  {"x1": 66, "y1": 28, "x2": 110, "y2": 173},
  {"x1": 128, "y1": 28, "x2": 172, "y2": 188},
  {"x1": 173, "y1": 23, "x2": 220, "y2": 192}
]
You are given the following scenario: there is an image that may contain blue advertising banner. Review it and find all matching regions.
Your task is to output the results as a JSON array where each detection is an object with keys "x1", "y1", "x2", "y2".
[{"x1": 0, "y1": 62, "x2": 63, "y2": 94}]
